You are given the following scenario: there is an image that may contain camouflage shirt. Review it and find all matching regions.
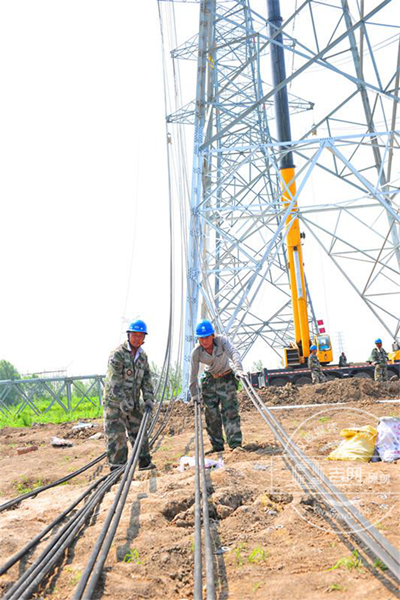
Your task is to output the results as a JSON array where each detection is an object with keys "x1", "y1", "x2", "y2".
[
  {"x1": 190, "y1": 335, "x2": 243, "y2": 397},
  {"x1": 308, "y1": 353, "x2": 322, "y2": 371},
  {"x1": 104, "y1": 341, "x2": 154, "y2": 413},
  {"x1": 369, "y1": 347, "x2": 388, "y2": 366}
]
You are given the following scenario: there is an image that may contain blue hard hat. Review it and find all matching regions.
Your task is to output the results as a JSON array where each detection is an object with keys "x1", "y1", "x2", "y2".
[
  {"x1": 195, "y1": 319, "x2": 215, "y2": 338},
  {"x1": 127, "y1": 320, "x2": 148, "y2": 335},
  {"x1": 310, "y1": 345, "x2": 317, "y2": 351},
  {"x1": 375, "y1": 338, "x2": 382, "y2": 344}
]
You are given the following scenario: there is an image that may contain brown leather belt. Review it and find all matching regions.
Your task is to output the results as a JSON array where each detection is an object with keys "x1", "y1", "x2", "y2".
[{"x1": 212, "y1": 369, "x2": 232, "y2": 379}]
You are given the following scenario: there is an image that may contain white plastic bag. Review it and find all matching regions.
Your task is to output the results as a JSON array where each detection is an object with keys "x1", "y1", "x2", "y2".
[
  {"x1": 72, "y1": 422, "x2": 95, "y2": 431},
  {"x1": 179, "y1": 455, "x2": 224, "y2": 472},
  {"x1": 51, "y1": 436, "x2": 73, "y2": 447},
  {"x1": 376, "y1": 417, "x2": 400, "y2": 462}
]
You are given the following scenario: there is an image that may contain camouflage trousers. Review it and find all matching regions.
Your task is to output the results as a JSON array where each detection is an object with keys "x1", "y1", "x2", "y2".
[
  {"x1": 104, "y1": 402, "x2": 151, "y2": 468},
  {"x1": 311, "y1": 368, "x2": 327, "y2": 384},
  {"x1": 374, "y1": 364, "x2": 388, "y2": 382},
  {"x1": 201, "y1": 371, "x2": 242, "y2": 451}
]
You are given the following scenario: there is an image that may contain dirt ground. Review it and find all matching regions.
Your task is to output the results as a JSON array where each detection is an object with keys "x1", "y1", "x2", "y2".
[{"x1": 0, "y1": 378, "x2": 399, "y2": 600}]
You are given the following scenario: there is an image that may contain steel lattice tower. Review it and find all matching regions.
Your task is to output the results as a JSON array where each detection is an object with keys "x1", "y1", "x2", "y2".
[{"x1": 162, "y1": 0, "x2": 400, "y2": 393}]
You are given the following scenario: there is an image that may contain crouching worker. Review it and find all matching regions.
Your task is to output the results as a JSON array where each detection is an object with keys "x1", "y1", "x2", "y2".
[
  {"x1": 308, "y1": 345, "x2": 327, "y2": 384},
  {"x1": 103, "y1": 319, "x2": 155, "y2": 471},
  {"x1": 189, "y1": 319, "x2": 246, "y2": 453}
]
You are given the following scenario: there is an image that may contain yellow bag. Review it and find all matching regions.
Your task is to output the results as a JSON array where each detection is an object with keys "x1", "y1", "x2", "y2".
[{"x1": 327, "y1": 425, "x2": 377, "y2": 462}]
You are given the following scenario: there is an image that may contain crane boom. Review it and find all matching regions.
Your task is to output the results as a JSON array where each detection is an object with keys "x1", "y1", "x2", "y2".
[{"x1": 267, "y1": 0, "x2": 332, "y2": 367}]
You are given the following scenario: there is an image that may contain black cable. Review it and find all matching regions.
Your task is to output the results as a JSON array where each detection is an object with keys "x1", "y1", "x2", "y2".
[
  {"x1": 0, "y1": 452, "x2": 106, "y2": 513},
  {"x1": 0, "y1": 472, "x2": 110, "y2": 576},
  {"x1": 3, "y1": 467, "x2": 124, "y2": 600},
  {"x1": 149, "y1": 398, "x2": 176, "y2": 448},
  {"x1": 241, "y1": 377, "x2": 400, "y2": 582},
  {"x1": 197, "y1": 404, "x2": 216, "y2": 600},
  {"x1": 194, "y1": 400, "x2": 203, "y2": 600},
  {"x1": 73, "y1": 409, "x2": 151, "y2": 600}
]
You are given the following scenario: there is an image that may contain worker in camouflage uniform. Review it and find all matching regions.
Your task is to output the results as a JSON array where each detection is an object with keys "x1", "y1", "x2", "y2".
[
  {"x1": 308, "y1": 344, "x2": 327, "y2": 384},
  {"x1": 189, "y1": 319, "x2": 246, "y2": 453},
  {"x1": 338, "y1": 352, "x2": 348, "y2": 367},
  {"x1": 369, "y1": 338, "x2": 388, "y2": 382},
  {"x1": 103, "y1": 319, "x2": 155, "y2": 471}
]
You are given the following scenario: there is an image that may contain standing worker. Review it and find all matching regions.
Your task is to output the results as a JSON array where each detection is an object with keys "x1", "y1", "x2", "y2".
[
  {"x1": 369, "y1": 338, "x2": 388, "y2": 382},
  {"x1": 103, "y1": 319, "x2": 155, "y2": 471},
  {"x1": 308, "y1": 345, "x2": 327, "y2": 384},
  {"x1": 339, "y1": 352, "x2": 348, "y2": 367},
  {"x1": 189, "y1": 319, "x2": 246, "y2": 453}
]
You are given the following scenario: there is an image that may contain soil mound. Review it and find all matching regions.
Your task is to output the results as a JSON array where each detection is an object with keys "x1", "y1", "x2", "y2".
[{"x1": 239, "y1": 377, "x2": 400, "y2": 410}]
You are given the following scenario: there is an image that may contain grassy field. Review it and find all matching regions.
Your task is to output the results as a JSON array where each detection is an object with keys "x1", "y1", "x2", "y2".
[{"x1": 0, "y1": 396, "x2": 103, "y2": 428}]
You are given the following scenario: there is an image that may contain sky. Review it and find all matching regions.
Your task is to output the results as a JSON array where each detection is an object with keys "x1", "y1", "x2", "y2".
[
  {"x1": 0, "y1": 1, "x2": 399, "y2": 379},
  {"x1": 0, "y1": 2, "x2": 170, "y2": 376}
]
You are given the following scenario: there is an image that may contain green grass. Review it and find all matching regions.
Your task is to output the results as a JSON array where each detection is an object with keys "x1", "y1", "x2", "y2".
[
  {"x1": 64, "y1": 567, "x2": 83, "y2": 586},
  {"x1": 248, "y1": 547, "x2": 268, "y2": 564},
  {"x1": 373, "y1": 558, "x2": 388, "y2": 571},
  {"x1": 326, "y1": 583, "x2": 346, "y2": 593},
  {"x1": 123, "y1": 548, "x2": 141, "y2": 564},
  {"x1": 231, "y1": 544, "x2": 268, "y2": 566},
  {"x1": 233, "y1": 543, "x2": 246, "y2": 565},
  {"x1": 0, "y1": 396, "x2": 103, "y2": 428},
  {"x1": 327, "y1": 551, "x2": 363, "y2": 572},
  {"x1": 71, "y1": 571, "x2": 83, "y2": 585},
  {"x1": 14, "y1": 477, "x2": 44, "y2": 495},
  {"x1": 252, "y1": 581, "x2": 264, "y2": 592}
]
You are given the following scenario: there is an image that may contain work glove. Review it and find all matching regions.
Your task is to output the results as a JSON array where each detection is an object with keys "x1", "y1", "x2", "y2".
[
  {"x1": 235, "y1": 370, "x2": 247, "y2": 380},
  {"x1": 191, "y1": 394, "x2": 201, "y2": 405},
  {"x1": 144, "y1": 398, "x2": 155, "y2": 411}
]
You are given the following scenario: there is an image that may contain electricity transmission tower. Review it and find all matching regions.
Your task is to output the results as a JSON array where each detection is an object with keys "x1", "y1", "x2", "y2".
[{"x1": 160, "y1": 0, "x2": 400, "y2": 392}]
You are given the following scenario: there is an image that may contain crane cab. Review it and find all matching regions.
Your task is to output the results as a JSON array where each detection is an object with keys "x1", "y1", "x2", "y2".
[
  {"x1": 314, "y1": 334, "x2": 333, "y2": 365},
  {"x1": 388, "y1": 341, "x2": 400, "y2": 364}
]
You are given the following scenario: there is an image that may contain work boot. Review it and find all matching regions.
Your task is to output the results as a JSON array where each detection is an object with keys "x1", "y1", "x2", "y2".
[
  {"x1": 228, "y1": 445, "x2": 244, "y2": 452},
  {"x1": 139, "y1": 459, "x2": 156, "y2": 471},
  {"x1": 205, "y1": 447, "x2": 224, "y2": 455}
]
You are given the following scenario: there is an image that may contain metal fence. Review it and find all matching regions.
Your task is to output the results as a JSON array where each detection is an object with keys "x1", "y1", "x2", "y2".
[{"x1": 0, "y1": 375, "x2": 105, "y2": 417}]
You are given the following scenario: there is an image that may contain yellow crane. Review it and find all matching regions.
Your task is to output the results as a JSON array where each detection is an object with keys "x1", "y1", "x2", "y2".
[
  {"x1": 268, "y1": 0, "x2": 333, "y2": 369},
  {"x1": 280, "y1": 170, "x2": 333, "y2": 367}
]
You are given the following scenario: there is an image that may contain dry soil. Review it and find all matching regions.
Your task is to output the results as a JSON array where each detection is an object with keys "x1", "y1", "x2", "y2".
[{"x1": 0, "y1": 378, "x2": 399, "y2": 600}]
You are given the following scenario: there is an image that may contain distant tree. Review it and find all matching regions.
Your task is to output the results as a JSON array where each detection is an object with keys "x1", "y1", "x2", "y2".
[
  {"x1": 0, "y1": 360, "x2": 20, "y2": 381},
  {"x1": 252, "y1": 359, "x2": 264, "y2": 372},
  {"x1": 23, "y1": 373, "x2": 39, "y2": 381},
  {"x1": 150, "y1": 362, "x2": 161, "y2": 378},
  {"x1": 150, "y1": 361, "x2": 183, "y2": 399},
  {"x1": 150, "y1": 361, "x2": 161, "y2": 386},
  {"x1": 168, "y1": 362, "x2": 183, "y2": 396},
  {"x1": 0, "y1": 360, "x2": 21, "y2": 406}
]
